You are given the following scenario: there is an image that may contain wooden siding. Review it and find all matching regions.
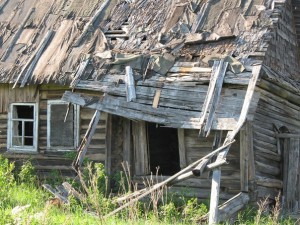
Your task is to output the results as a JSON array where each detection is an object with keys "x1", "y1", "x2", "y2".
[
  {"x1": 253, "y1": 79, "x2": 300, "y2": 200},
  {"x1": 130, "y1": 128, "x2": 241, "y2": 202},
  {"x1": 0, "y1": 85, "x2": 108, "y2": 178}
]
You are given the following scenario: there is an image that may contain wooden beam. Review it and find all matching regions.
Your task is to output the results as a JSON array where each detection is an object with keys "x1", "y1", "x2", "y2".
[
  {"x1": 276, "y1": 133, "x2": 300, "y2": 138},
  {"x1": 152, "y1": 89, "x2": 161, "y2": 108},
  {"x1": 105, "y1": 114, "x2": 112, "y2": 176},
  {"x1": 177, "y1": 129, "x2": 187, "y2": 169},
  {"x1": 125, "y1": 66, "x2": 136, "y2": 102},
  {"x1": 123, "y1": 119, "x2": 132, "y2": 170},
  {"x1": 132, "y1": 121, "x2": 149, "y2": 175},
  {"x1": 208, "y1": 65, "x2": 261, "y2": 225},
  {"x1": 203, "y1": 61, "x2": 228, "y2": 137},
  {"x1": 240, "y1": 126, "x2": 249, "y2": 192},
  {"x1": 73, "y1": 110, "x2": 101, "y2": 169}
]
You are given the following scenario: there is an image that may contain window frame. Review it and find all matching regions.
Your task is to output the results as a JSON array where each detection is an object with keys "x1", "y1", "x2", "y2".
[
  {"x1": 47, "y1": 100, "x2": 80, "y2": 151},
  {"x1": 7, "y1": 103, "x2": 38, "y2": 152}
]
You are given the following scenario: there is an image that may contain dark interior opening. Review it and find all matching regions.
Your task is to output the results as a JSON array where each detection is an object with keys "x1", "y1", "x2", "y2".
[
  {"x1": 16, "y1": 106, "x2": 34, "y2": 145},
  {"x1": 147, "y1": 123, "x2": 180, "y2": 175}
]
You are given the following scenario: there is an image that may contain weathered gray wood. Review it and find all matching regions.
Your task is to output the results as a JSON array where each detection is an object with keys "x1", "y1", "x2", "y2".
[
  {"x1": 169, "y1": 66, "x2": 212, "y2": 73},
  {"x1": 62, "y1": 182, "x2": 85, "y2": 202},
  {"x1": 1, "y1": 8, "x2": 35, "y2": 61},
  {"x1": 70, "y1": 59, "x2": 90, "y2": 88},
  {"x1": 255, "y1": 176, "x2": 283, "y2": 189},
  {"x1": 286, "y1": 138, "x2": 300, "y2": 209},
  {"x1": 73, "y1": 0, "x2": 110, "y2": 46},
  {"x1": 240, "y1": 126, "x2": 249, "y2": 192},
  {"x1": 208, "y1": 65, "x2": 261, "y2": 225},
  {"x1": 123, "y1": 119, "x2": 132, "y2": 170},
  {"x1": 152, "y1": 89, "x2": 161, "y2": 108},
  {"x1": 42, "y1": 184, "x2": 69, "y2": 204},
  {"x1": 276, "y1": 133, "x2": 300, "y2": 138},
  {"x1": 247, "y1": 122, "x2": 255, "y2": 183},
  {"x1": 125, "y1": 66, "x2": 136, "y2": 102},
  {"x1": 73, "y1": 110, "x2": 101, "y2": 169},
  {"x1": 177, "y1": 129, "x2": 187, "y2": 169},
  {"x1": 62, "y1": 91, "x2": 238, "y2": 130},
  {"x1": 217, "y1": 192, "x2": 249, "y2": 222},
  {"x1": 132, "y1": 121, "x2": 149, "y2": 175},
  {"x1": 105, "y1": 141, "x2": 234, "y2": 216},
  {"x1": 199, "y1": 61, "x2": 220, "y2": 136},
  {"x1": 13, "y1": 30, "x2": 54, "y2": 88},
  {"x1": 203, "y1": 61, "x2": 228, "y2": 137},
  {"x1": 209, "y1": 169, "x2": 221, "y2": 225},
  {"x1": 105, "y1": 114, "x2": 112, "y2": 176}
]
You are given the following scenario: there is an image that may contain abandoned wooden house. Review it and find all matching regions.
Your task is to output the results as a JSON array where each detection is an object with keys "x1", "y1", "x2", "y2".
[{"x1": 1, "y1": 0, "x2": 300, "y2": 223}]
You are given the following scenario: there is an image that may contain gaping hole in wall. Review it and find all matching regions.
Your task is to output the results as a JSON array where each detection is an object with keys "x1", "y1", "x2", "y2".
[
  {"x1": 147, "y1": 123, "x2": 180, "y2": 175},
  {"x1": 12, "y1": 105, "x2": 34, "y2": 146}
]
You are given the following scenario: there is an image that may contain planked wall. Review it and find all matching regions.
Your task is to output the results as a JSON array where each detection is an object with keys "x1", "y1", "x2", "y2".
[
  {"x1": 130, "y1": 128, "x2": 241, "y2": 202},
  {"x1": 0, "y1": 85, "x2": 108, "y2": 178},
  {"x1": 253, "y1": 80, "x2": 300, "y2": 200}
]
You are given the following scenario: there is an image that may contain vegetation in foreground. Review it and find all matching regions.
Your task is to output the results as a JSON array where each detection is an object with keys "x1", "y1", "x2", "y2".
[{"x1": 0, "y1": 155, "x2": 298, "y2": 225}]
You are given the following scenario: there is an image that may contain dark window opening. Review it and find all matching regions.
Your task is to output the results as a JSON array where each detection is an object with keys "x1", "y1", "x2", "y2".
[
  {"x1": 12, "y1": 105, "x2": 34, "y2": 147},
  {"x1": 147, "y1": 123, "x2": 180, "y2": 175}
]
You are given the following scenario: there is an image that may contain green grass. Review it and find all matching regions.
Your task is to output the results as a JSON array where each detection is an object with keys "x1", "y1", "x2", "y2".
[{"x1": 0, "y1": 155, "x2": 298, "y2": 225}]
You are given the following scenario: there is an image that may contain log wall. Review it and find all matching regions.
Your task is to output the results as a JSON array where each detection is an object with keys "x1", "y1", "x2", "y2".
[
  {"x1": 253, "y1": 79, "x2": 300, "y2": 200},
  {"x1": 129, "y1": 128, "x2": 241, "y2": 202},
  {"x1": 264, "y1": 0, "x2": 300, "y2": 80},
  {"x1": 0, "y1": 85, "x2": 108, "y2": 178}
]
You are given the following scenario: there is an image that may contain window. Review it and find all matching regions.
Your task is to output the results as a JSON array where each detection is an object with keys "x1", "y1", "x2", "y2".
[
  {"x1": 8, "y1": 103, "x2": 38, "y2": 151},
  {"x1": 47, "y1": 100, "x2": 79, "y2": 150}
]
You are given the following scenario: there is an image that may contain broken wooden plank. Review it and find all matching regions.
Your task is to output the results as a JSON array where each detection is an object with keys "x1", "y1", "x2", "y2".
[
  {"x1": 13, "y1": 30, "x2": 54, "y2": 88},
  {"x1": 202, "y1": 193, "x2": 249, "y2": 223},
  {"x1": 105, "y1": 140, "x2": 235, "y2": 216},
  {"x1": 169, "y1": 66, "x2": 212, "y2": 73},
  {"x1": 62, "y1": 182, "x2": 85, "y2": 202},
  {"x1": 70, "y1": 59, "x2": 90, "y2": 88},
  {"x1": 125, "y1": 66, "x2": 136, "y2": 102},
  {"x1": 1, "y1": 7, "x2": 35, "y2": 61},
  {"x1": 203, "y1": 61, "x2": 228, "y2": 137},
  {"x1": 73, "y1": 110, "x2": 101, "y2": 170},
  {"x1": 73, "y1": 0, "x2": 110, "y2": 46},
  {"x1": 42, "y1": 184, "x2": 69, "y2": 204},
  {"x1": 208, "y1": 65, "x2": 261, "y2": 225},
  {"x1": 152, "y1": 89, "x2": 161, "y2": 108}
]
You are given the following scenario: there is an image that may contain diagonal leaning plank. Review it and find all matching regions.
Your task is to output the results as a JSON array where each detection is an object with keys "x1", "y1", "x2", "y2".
[
  {"x1": 208, "y1": 65, "x2": 262, "y2": 225},
  {"x1": 73, "y1": 110, "x2": 101, "y2": 170}
]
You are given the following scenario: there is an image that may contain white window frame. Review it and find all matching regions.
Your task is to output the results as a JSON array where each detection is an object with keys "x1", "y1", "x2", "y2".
[
  {"x1": 47, "y1": 100, "x2": 80, "y2": 151},
  {"x1": 7, "y1": 103, "x2": 38, "y2": 152}
]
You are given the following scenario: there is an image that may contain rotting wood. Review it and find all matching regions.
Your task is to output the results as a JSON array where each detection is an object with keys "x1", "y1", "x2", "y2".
[
  {"x1": 255, "y1": 176, "x2": 283, "y2": 189},
  {"x1": 240, "y1": 125, "x2": 249, "y2": 192},
  {"x1": 1, "y1": 8, "x2": 35, "y2": 61},
  {"x1": 42, "y1": 184, "x2": 69, "y2": 204},
  {"x1": 13, "y1": 30, "x2": 54, "y2": 88},
  {"x1": 201, "y1": 192, "x2": 249, "y2": 223},
  {"x1": 178, "y1": 129, "x2": 187, "y2": 169},
  {"x1": 208, "y1": 65, "x2": 261, "y2": 225},
  {"x1": 169, "y1": 66, "x2": 212, "y2": 73},
  {"x1": 199, "y1": 60, "x2": 228, "y2": 137},
  {"x1": 70, "y1": 59, "x2": 90, "y2": 88},
  {"x1": 73, "y1": 0, "x2": 110, "y2": 46},
  {"x1": 152, "y1": 89, "x2": 161, "y2": 108},
  {"x1": 108, "y1": 140, "x2": 235, "y2": 215},
  {"x1": 125, "y1": 66, "x2": 136, "y2": 102},
  {"x1": 62, "y1": 182, "x2": 85, "y2": 202},
  {"x1": 203, "y1": 61, "x2": 228, "y2": 137},
  {"x1": 73, "y1": 110, "x2": 101, "y2": 170}
]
